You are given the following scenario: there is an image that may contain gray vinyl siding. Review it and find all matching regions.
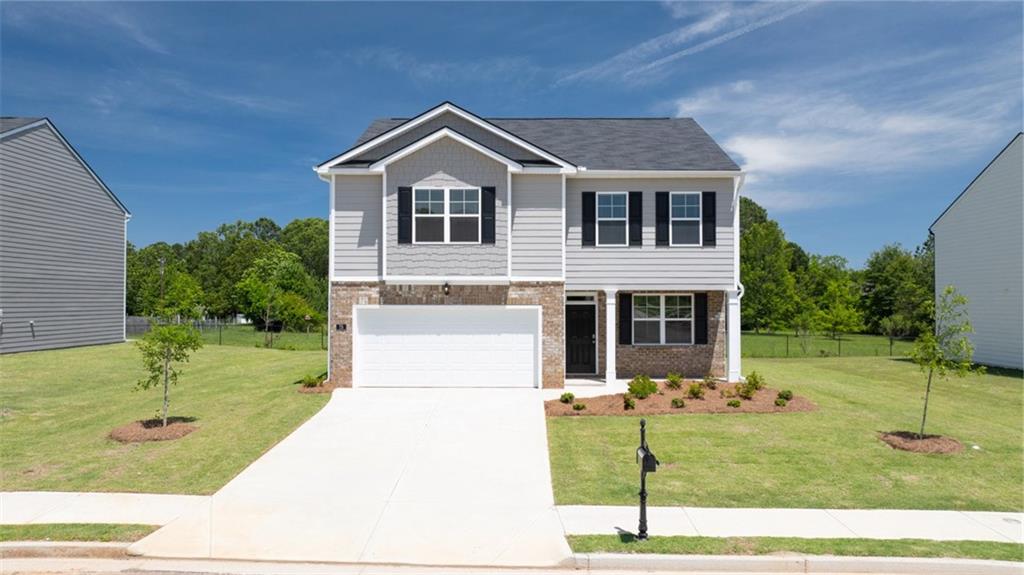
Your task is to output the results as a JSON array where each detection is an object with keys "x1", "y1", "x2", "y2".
[
  {"x1": 511, "y1": 174, "x2": 562, "y2": 278},
  {"x1": 565, "y1": 178, "x2": 736, "y2": 291},
  {"x1": 0, "y1": 124, "x2": 127, "y2": 353},
  {"x1": 352, "y1": 111, "x2": 543, "y2": 164},
  {"x1": 333, "y1": 174, "x2": 382, "y2": 278},
  {"x1": 932, "y1": 134, "x2": 1023, "y2": 369},
  {"x1": 385, "y1": 138, "x2": 508, "y2": 276}
]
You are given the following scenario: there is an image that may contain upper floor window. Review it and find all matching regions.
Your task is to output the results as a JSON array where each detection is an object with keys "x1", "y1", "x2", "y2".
[
  {"x1": 413, "y1": 187, "x2": 480, "y2": 244},
  {"x1": 596, "y1": 192, "x2": 627, "y2": 246},
  {"x1": 670, "y1": 192, "x2": 701, "y2": 246},
  {"x1": 633, "y1": 294, "x2": 694, "y2": 345}
]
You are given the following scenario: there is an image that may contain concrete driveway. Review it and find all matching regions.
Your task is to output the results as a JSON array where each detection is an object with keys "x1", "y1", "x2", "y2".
[{"x1": 129, "y1": 388, "x2": 571, "y2": 567}]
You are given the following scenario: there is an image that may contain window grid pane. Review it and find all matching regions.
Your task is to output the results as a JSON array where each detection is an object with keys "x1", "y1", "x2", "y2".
[
  {"x1": 598, "y1": 193, "x2": 627, "y2": 219},
  {"x1": 633, "y1": 320, "x2": 661, "y2": 344},
  {"x1": 665, "y1": 320, "x2": 692, "y2": 344},
  {"x1": 671, "y1": 194, "x2": 700, "y2": 219}
]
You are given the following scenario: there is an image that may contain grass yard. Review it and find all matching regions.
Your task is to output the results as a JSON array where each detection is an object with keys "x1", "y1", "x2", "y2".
[
  {"x1": 568, "y1": 535, "x2": 1024, "y2": 562},
  {"x1": 0, "y1": 524, "x2": 157, "y2": 543},
  {"x1": 742, "y1": 332, "x2": 914, "y2": 358},
  {"x1": 0, "y1": 342, "x2": 328, "y2": 494},
  {"x1": 194, "y1": 324, "x2": 326, "y2": 351},
  {"x1": 548, "y1": 357, "x2": 1023, "y2": 511}
]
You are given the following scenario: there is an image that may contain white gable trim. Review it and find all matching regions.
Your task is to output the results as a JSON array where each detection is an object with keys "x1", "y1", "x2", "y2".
[
  {"x1": 317, "y1": 102, "x2": 574, "y2": 170},
  {"x1": 322, "y1": 128, "x2": 524, "y2": 174}
]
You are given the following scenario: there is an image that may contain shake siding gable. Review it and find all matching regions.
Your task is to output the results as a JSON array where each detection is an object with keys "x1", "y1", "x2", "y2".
[{"x1": 0, "y1": 124, "x2": 127, "y2": 353}]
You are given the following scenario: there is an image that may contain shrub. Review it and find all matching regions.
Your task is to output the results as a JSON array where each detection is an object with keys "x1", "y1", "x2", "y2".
[
  {"x1": 737, "y1": 382, "x2": 756, "y2": 400},
  {"x1": 746, "y1": 371, "x2": 766, "y2": 390},
  {"x1": 560, "y1": 392, "x2": 575, "y2": 404},
  {"x1": 720, "y1": 386, "x2": 736, "y2": 399},
  {"x1": 687, "y1": 382, "x2": 705, "y2": 400},
  {"x1": 727, "y1": 399, "x2": 741, "y2": 408},
  {"x1": 665, "y1": 373, "x2": 683, "y2": 390},
  {"x1": 572, "y1": 403, "x2": 586, "y2": 411},
  {"x1": 671, "y1": 397, "x2": 686, "y2": 409},
  {"x1": 777, "y1": 389, "x2": 794, "y2": 401},
  {"x1": 628, "y1": 375, "x2": 658, "y2": 399},
  {"x1": 702, "y1": 374, "x2": 718, "y2": 390},
  {"x1": 623, "y1": 394, "x2": 636, "y2": 410},
  {"x1": 775, "y1": 398, "x2": 788, "y2": 407},
  {"x1": 301, "y1": 374, "x2": 323, "y2": 388}
]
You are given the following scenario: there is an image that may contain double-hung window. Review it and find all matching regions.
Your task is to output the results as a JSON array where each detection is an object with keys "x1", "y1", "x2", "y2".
[
  {"x1": 632, "y1": 294, "x2": 694, "y2": 345},
  {"x1": 670, "y1": 192, "x2": 701, "y2": 246},
  {"x1": 596, "y1": 192, "x2": 627, "y2": 246},
  {"x1": 413, "y1": 187, "x2": 480, "y2": 244}
]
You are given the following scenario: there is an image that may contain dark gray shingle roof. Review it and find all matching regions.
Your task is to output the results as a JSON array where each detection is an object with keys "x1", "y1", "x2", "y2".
[
  {"x1": 355, "y1": 117, "x2": 739, "y2": 171},
  {"x1": 0, "y1": 117, "x2": 44, "y2": 134}
]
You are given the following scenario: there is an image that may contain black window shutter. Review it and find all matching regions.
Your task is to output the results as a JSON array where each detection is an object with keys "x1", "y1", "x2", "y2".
[
  {"x1": 398, "y1": 187, "x2": 412, "y2": 244},
  {"x1": 618, "y1": 293, "x2": 632, "y2": 345},
  {"x1": 581, "y1": 191, "x2": 596, "y2": 246},
  {"x1": 481, "y1": 186, "x2": 496, "y2": 244},
  {"x1": 702, "y1": 191, "x2": 716, "y2": 246},
  {"x1": 694, "y1": 293, "x2": 708, "y2": 344},
  {"x1": 628, "y1": 191, "x2": 643, "y2": 246},
  {"x1": 655, "y1": 191, "x2": 669, "y2": 246}
]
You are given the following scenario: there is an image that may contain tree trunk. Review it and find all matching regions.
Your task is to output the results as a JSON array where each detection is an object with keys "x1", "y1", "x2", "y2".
[
  {"x1": 162, "y1": 348, "x2": 170, "y2": 427},
  {"x1": 919, "y1": 367, "x2": 934, "y2": 438}
]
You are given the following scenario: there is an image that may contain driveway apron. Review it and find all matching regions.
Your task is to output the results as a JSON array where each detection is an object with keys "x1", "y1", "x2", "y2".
[{"x1": 129, "y1": 388, "x2": 571, "y2": 567}]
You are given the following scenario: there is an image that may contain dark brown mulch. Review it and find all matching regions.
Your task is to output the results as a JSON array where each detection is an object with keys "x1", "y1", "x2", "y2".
[
  {"x1": 878, "y1": 431, "x2": 964, "y2": 454},
  {"x1": 109, "y1": 417, "x2": 197, "y2": 443},
  {"x1": 297, "y1": 382, "x2": 341, "y2": 394},
  {"x1": 545, "y1": 381, "x2": 816, "y2": 416}
]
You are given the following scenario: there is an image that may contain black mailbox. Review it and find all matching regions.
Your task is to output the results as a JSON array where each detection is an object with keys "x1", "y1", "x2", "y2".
[{"x1": 639, "y1": 448, "x2": 659, "y2": 473}]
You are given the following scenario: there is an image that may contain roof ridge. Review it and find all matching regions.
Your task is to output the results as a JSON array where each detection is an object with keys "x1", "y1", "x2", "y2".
[{"x1": 382, "y1": 116, "x2": 685, "y2": 121}]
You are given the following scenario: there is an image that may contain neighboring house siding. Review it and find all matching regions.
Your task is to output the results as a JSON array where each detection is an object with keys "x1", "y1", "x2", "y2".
[
  {"x1": 932, "y1": 135, "x2": 1023, "y2": 369},
  {"x1": 0, "y1": 124, "x2": 126, "y2": 353},
  {"x1": 353, "y1": 111, "x2": 543, "y2": 164},
  {"x1": 333, "y1": 174, "x2": 382, "y2": 278},
  {"x1": 385, "y1": 138, "x2": 508, "y2": 276},
  {"x1": 511, "y1": 174, "x2": 562, "y2": 278},
  {"x1": 565, "y1": 177, "x2": 735, "y2": 291}
]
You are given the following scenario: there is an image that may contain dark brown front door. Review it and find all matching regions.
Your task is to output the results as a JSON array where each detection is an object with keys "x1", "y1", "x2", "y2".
[{"x1": 565, "y1": 305, "x2": 596, "y2": 374}]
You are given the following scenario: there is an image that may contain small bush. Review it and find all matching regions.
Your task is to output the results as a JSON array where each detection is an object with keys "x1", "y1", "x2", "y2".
[
  {"x1": 746, "y1": 371, "x2": 766, "y2": 390},
  {"x1": 737, "y1": 382, "x2": 756, "y2": 400},
  {"x1": 623, "y1": 393, "x2": 636, "y2": 410},
  {"x1": 720, "y1": 386, "x2": 736, "y2": 399},
  {"x1": 727, "y1": 399, "x2": 741, "y2": 408},
  {"x1": 301, "y1": 374, "x2": 323, "y2": 388},
  {"x1": 702, "y1": 374, "x2": 718, "y2": 390},
  {"x1": 628, "y1": 375, "x2": 658, "y2": 399},
  {"x1": 777, "y1": 389, "x2": 794, "y2": 401},
  {"x1": 687, "y1": 382, "x2": 705, "y2": 400},
  {"x1": 572, "y1": 403, "x2": 586, "y2": 411},
  {"x1": 665, "y1": 373, "x2": 683, "y2": 390},
  {"x1": 671, "y1": 397, "x2": 686, "y2": 409},
  {"x1": 775, "y1": 398, "x2": 788, "y2": 407},
  {"x1": 560, "y1": 392, "x2": 575, "y2": 404}
]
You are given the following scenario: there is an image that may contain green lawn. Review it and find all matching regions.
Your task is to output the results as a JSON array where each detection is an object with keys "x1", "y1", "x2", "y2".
[
  {"x1": 548, "y1": 357, "x2": 1023, "y2": 510},
  {"x1": 0, "y1": 524, "x2": 157, "y2": 543},
  {"x1": 0, "y1": 342, "x2": 328, "y2": 494},
  {"x1": 194, "y1": 324, "x2": 326, "y2": 351},
  {"x1": 742, "y1": 332, "x2": 914, "y2": 358},
  {"x1": 568, "y1": 535, "x2": 1024, "y2": 563}
]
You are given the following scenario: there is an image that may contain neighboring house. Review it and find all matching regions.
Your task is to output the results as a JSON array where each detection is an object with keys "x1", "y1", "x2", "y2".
[
  {"x1": 315, "y1": 102, "x2": 744, "y2": 388},
  {"x1": 930, "y1": 132, "x2": 1023, "y2": 370},
  {"x1": 0, "y1": 117, "x2": 131, "y2": 353}
]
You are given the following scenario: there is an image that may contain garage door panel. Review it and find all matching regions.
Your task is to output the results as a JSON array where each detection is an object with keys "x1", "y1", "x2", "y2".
[{"x1": 355, "y1": 306, "x2": 539, "y2": 388}]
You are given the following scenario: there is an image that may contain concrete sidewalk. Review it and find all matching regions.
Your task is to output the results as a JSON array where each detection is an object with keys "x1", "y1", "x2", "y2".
[
  {"x1": 1, "y1": 491, "x2": 208, "y2": 526},
  {"x1": 557, "y1": 505, "x2": 1024, "y2": 543}
]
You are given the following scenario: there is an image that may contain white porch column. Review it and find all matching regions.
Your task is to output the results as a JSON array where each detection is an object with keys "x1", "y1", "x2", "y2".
[
  {"x1": 604, "y1": 289, "x2": 617, "y2": 384},
  {"x1": 727, "y1": 289, "x2": 742, "y2": 382}
]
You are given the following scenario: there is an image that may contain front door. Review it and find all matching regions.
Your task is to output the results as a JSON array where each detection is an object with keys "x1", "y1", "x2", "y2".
[{"x1": 565, "y1": 304, "x2": 597, "y2": 374}]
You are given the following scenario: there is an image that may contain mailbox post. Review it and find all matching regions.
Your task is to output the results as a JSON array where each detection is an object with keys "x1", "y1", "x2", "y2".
[{"x1": 635, "y1": 418, "x2": 659, "y2": 540}]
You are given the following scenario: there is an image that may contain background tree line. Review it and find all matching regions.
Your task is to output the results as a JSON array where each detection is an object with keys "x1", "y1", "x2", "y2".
[
  {"x1": 127, "y1": 217, "x2": 329, "y2": 332},
  {"x1": 740, "y1": 197, "x2": 934, "y2": 339}
]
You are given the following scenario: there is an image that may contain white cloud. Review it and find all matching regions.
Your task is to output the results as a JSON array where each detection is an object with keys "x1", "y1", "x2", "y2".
[
  {"x1": 346, "y1": 47, "x2": 542, "y2": 86},
  {"x1": 3, "y1": 3, "x2": 169, "y2": 55}
]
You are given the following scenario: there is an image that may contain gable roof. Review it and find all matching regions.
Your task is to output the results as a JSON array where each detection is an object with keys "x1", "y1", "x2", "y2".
[
  {"x1": 929, "y1": 132, "x2": 1023, "y2": 232},
  {"x1": 351, "y1": 115, "x2": 740, "y2": 172},
  {"x1": 1, "y1": 117, "x2": 131, "y2": 217}
]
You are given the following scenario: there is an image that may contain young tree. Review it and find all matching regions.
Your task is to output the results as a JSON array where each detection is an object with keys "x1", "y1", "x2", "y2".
[
  {"x1": 136, "y1": 324, "x2": 202, "y2": 427},
  {"x1": 910, "y1": 286, "x2": 983, "y2": 438},
  {"x1": 235, "y1": 250, "x2": 319, "y2": 346},
  {"x1": 817, "y1": 277, "x2": 862, "y2": 339}
]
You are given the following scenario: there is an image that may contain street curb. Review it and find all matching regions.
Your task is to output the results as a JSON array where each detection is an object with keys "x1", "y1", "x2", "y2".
[{"x1": 574, "y1": 553, "x2": 1024, "y2": 574}]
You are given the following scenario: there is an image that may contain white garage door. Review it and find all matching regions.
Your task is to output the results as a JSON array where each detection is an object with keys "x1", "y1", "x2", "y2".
[{"x1": 354, "y1": 306, "x2": 539, "y2": 388}]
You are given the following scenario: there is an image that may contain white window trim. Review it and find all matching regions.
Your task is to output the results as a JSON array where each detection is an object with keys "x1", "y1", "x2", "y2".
[
  {"x1": 631, "y1": 293, "x2": 695, "y2": 346},
  {"x1": 412, "y1": 186, "x2": 482, "y2": 245},
  {"x1": 669, "y1": 191, "x2": 702, "y2": 247},
  {"x1": 595, "y1": 191, "x2": 629, "y2": 247}
]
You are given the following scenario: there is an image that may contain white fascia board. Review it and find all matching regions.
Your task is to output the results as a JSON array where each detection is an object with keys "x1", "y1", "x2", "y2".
[
  {"x1": 368, "y1": 128, "x2": 524, "y2": 172},
  {"x1": 318, "y1": 102, "x2": 574, "y2": 170},
  {"x1": 332, "y1": 276, "x2": 383, "y2": 283},
  {"x1": 569, "y1": 169, "x2": 744, "y2": 179},
  {"x1": 384, "y1": 275, "x2": 511, "y2": 286}
]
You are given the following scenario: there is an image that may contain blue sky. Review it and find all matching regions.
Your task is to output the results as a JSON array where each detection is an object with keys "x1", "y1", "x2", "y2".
[{"x1": 2, "y1": 1, "x2": 1021, "y2": 266}]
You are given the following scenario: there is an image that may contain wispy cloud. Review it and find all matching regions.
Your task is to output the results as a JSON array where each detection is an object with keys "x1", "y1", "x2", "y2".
[
  {"x1": 345, "y1": 47, "x2": 544, "y2": 86},
  {"x1": 2, "y1": 3, "x2": 169, "y2": 55}
]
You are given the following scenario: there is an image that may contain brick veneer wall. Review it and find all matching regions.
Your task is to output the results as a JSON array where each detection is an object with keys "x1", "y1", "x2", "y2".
[{"x1": 328, "y1": 281, "x2": 565, "y2": 388}]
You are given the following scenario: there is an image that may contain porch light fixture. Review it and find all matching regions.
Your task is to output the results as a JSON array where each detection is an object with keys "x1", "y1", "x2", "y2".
[{"x1": 443, "y1": 282, "x2": 451, "y2": 296}]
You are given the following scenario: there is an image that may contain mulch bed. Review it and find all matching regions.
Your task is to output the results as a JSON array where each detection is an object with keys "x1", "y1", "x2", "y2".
[
  {"x1": 545, "y1": 381, "x2": 816, "y2": 416},
  {"x1": 109, "y1": 417, "x2": 197, "y2": 443},
  {"x1": 297, "y1": 382, "x2": 341, "y2": 394},
  {"x1": 878, "y1": 431, "x2": 964, "y2": 454}
]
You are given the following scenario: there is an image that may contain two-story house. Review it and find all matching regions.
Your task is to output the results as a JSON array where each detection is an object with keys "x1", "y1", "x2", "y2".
[{"x1": 315, "y1": 102, "x2": 743, "y2": 389}]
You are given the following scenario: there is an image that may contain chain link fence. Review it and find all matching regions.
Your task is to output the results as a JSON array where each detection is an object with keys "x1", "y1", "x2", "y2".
[
  {"x1": 742, "y1": 332, "x2": 915, "y2": 358},
  {"x1": 127, "y1": 317, "x2": 326, "y2": 351}
]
